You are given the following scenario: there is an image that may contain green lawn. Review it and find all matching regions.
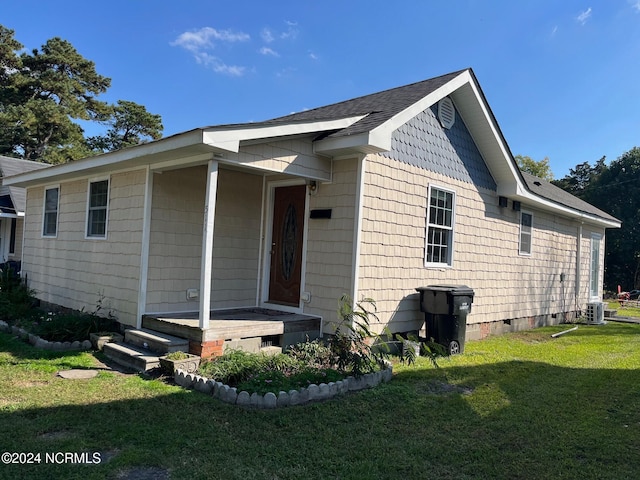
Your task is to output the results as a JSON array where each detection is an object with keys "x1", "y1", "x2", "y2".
[{"x1": 1, "y1": 321, "x2": 639, "y2": 480}]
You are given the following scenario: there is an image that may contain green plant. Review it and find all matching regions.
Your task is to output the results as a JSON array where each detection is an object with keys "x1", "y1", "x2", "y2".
[
  {"x1": 236, "y1": 368, "x2": 343, "y2": 395},
  {"x1": 327, "y1": 294, "x2": 389, "y2": 376},
  {"x1": 0, "y1": 268, "x2": 37, "y2": 323},
  {"x1": 164, "y1": 351, "x2": 190, "y2": 361},
  {"x1": 34, "y1": 310, "x2": 118, "y2": 342},
  {"x1": 394, "y1": 332, "x2": 447, "y2": 367},
  {"x1": 286, "y1": 337, "x2": 333, "y2": 369}
]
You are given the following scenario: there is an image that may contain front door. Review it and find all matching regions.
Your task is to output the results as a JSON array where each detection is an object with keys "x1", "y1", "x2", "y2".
[{"x1": 268, "y1": 185, "x2": 306, "y2": 306}]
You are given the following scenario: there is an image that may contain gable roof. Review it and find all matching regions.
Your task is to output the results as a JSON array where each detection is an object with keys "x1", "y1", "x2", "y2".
[
  {"x1": 2, "y1": 69, "x2": 620, "y2": 228},
  {"x1": 0, "y1": 156, "x2": 50, "y2": 215}
]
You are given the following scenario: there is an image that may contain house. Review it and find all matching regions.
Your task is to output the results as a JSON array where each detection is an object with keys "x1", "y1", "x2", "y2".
[
  {"x1": 4, "y1": 68, "x2": 620, "y2": 359},
  {"x1": 0, "y1": 156, "x2": 50, "y2": 268}
]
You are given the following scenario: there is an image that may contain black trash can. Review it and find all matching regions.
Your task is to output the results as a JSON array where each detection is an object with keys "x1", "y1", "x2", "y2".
[{"x1": 416, "y1": 285, "x2": 474, "y2": 355}]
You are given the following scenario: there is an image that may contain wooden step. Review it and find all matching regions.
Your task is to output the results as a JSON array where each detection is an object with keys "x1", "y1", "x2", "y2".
[
  {"x1": 124, "y1": 328, "x2": 189, "y2": 355},
  {"x1": 103, "y1": 342, "x2": 160, "y2": 372}
]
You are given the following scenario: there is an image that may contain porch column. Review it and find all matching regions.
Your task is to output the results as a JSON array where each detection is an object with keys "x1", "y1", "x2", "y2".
[{"x1": 199, "y1": 159, "x2": 219, "y2": 329}]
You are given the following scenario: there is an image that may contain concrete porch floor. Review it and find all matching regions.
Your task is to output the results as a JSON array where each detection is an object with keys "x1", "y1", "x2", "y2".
[{"x1": 141, "y1": 308, "x2": 322, "y2": 356}]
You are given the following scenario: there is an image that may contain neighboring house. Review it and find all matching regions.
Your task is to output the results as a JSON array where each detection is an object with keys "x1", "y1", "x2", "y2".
[
  {"x1": 0, "y1": 156, "x2": 50, "y2": 266},
  {"x1": 4, "y1": 68, "x2": 620, "y2": 357}
]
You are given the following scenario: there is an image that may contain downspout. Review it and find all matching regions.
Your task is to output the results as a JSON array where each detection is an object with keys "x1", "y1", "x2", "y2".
[
  {"x1": 575, "y1": 223, "x2": 582, "y2": 314},
  {"x1": 351, "y1": 155, "x2": 367, "y2": 305}
]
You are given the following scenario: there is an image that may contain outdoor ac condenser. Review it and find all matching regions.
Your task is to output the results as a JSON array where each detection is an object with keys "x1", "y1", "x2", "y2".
[{"x1": 586, "y1": 302, "x2": 605, "y2": 325}]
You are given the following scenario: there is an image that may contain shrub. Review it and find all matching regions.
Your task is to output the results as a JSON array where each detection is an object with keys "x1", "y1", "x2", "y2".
[
  {"x1": 0, "y1": 268, "x2": 37, "y2": 323},
  {"x1": 237, "y1": 368, "x2": 343, "y2": 396},
  {"x1": 327, "y1": 295, "x2": 389, "y2": 376},
  {"x1": 198, "y1": 349, "x2": 301, "y2": 386},
  {"x1": 34, "y1": 310, "x2": 118, "y2": 342},
  {"x1": 286, "y1": 337, "x2": 333, "y2": 369}
]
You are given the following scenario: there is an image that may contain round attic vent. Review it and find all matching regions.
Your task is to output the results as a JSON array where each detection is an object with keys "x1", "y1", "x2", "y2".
[{"x1": 438, "y1": 97, "x2": 455, "y2": 129}]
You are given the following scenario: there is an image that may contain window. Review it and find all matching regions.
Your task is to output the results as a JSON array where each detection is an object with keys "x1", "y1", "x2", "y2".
[
  {"x1": 519, "y1": 211, "x2": 533, "y2": 255},
  {"x1": 590, "y1": 234, "x2": 602, "y2": 299},
  {"x1": 87, "y1": 179, "x2": 109, "y2": 238},
  {"x1": 425, "y1": 186, "x2": 455, "y2": 266},
  {"x1": 43, "y1": 186, "x2": 59, "y2": 237}
]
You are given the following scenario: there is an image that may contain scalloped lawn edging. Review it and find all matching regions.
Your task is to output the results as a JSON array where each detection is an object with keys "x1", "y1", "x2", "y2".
[
  {"x1": 174, "y1": 362, "x2": 393, "y2": 408},
  {"x1": 0, "y1": 320, "x2": 92, "y2": 351}
]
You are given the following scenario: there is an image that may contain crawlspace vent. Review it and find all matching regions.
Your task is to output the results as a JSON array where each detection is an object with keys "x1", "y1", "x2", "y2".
[{"x1": 438, "y1": 97, "x2": 456, "y2": 129}]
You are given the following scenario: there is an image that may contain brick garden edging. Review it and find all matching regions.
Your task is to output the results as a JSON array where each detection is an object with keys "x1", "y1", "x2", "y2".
[
  {"x1": 0, "y1": 320, "x2": 92, "y2": 351},
  {"x1": 174, "y1": 362, "x2": 393, "y2": 408}
]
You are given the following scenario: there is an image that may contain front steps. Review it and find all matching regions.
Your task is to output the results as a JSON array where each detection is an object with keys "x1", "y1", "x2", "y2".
[{"x1": 103, "y1": 328, "x2": 189, "y2": 372}]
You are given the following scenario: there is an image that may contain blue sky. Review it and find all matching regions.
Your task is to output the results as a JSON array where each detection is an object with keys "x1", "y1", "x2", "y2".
[{"x1": 4, "y1": 0, "x2": 640, "y2": 177}]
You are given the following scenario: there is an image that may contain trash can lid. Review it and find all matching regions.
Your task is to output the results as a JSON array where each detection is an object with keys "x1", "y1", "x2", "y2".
[{"x1": 416, "y1": 285, "x2": 474, "y2": 296}]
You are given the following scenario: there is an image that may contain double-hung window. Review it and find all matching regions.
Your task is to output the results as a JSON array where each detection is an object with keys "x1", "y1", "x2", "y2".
[
  {"x1": 425, "y1": 186, "x2": 455, "y2": 266},
  {"x1": 87, "y1": 179, "x2": 109, "y2": 238},
  {"x1": 519, "y1": 211, "x2": 533, "y2": 255},
  {"x1": 43, "y1": 186, "x2": 59, "y2": 237}
]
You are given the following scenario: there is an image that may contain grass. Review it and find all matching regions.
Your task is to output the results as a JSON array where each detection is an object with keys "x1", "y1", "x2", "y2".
[{"x1": 1, "y1": 322, "x2": 640, "y2": 479}]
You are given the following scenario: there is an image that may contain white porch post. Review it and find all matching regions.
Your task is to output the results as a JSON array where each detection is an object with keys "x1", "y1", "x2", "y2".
[{"x1": 199, "y1": 159, "x2": 218, "y2": 329}]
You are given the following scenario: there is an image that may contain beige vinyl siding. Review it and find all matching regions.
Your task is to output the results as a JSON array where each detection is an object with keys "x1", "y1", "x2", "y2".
[
  {"x1": 210, "y1": 169, "x2": 262, "y2": 306},
  {"x1": 229, "y1": 138, "x2": 332, "y2": 181},
  {"x1": 22, "y1": 169, "x2": 146, "y2": 326},
  {"x1": 146, "y1": 166, "x2": 262, "y2": 313},
  {"x1": 358, "y1": 154, "x2": 599, "y2": 334},
  {"x1": 303, "y1": 158, "x2": 358, "y2": 329}
]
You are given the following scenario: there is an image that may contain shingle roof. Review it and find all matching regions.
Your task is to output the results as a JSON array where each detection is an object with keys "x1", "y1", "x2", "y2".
[
  {"x1": 264, "y1": 69, "x2": 468, "y2": 138},
  {"x1": 520, "y1": 171, "x2": 619, "y2": 223},
  {"x1": 0, "y1": 155, "x2": 50, "y2": 214}
]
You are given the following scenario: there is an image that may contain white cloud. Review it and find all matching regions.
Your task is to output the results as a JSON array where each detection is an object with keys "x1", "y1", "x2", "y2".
[
  {"x1": 190, "y1": 52, "x2": 246, "y2": 76},
  {"x1": 171, "y1": 27, "x2": 250, "y2": 76},
  {"x1": 551, "y1": 25, "x2": 558, "y2": 36},
  {"x1": 171, "y1": 27, "x2": 250, "y2": 51},
  {"x1": 261, "y1": 28, "x2": 274, "y2": 43},
  {"x1": 576, "y1": 7, "x2": 592, "y2": 25},
  {"x1": 632, "y1": 0, "x2": 640, "y2": 12},
  {"x1": 259, "y1": 47, "x2": 279, "y2": 57},
  {"x1": 309, "y1": 51, "x2": 319, "y2": 60}
]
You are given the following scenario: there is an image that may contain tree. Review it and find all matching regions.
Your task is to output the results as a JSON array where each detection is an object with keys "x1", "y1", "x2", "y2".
[
  {"x1": 0, "y1": 25, "x2": 163, "y2": 163},
  {"x1": 87, "y1": 100, "x2": 163, "y2": 153},
  {"x1": 515, "y1": 155, "x2": 554, "y2": 180},
  {"x1": 551, "y1": 156, "x2": 606, "y2": 196}
]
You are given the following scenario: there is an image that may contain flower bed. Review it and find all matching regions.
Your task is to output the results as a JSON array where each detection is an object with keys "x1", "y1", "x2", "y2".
[
  {"x1": 0, "y1": 320, "x2": 92, "y2": 351},
  {"x1": 174, "y1": 361, "x2": 393, "y2": 408}
]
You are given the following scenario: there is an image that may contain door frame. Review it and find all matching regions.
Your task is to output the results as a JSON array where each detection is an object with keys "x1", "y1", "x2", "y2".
[{"x1": 261, "y1": 178, "x2": 310, "y2": 313}]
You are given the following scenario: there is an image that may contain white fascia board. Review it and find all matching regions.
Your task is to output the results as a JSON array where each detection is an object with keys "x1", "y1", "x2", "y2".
[
  {"x1": 313, "y1": 132, "x2": 389, "y2": 155},
  {"x1": 202, "y1": 116, "x2": 367, "y2": 153},
  {"x1": 4, "y1": 129, "x2": 206, "y2": 187},
  {"x1": 370, "y1": 70, "x2": 472, "y2": 142},
  {"x1": 516, "y1": 189, "x2": 620, "y2": 228}
]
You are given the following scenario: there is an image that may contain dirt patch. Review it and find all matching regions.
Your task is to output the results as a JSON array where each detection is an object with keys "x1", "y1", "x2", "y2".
[{"x1": 14, "y1": 380, "x2": 50, "y2": 387}]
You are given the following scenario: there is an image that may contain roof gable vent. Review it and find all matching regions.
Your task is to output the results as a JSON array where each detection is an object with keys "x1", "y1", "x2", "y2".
[{"x1": 438, "y1": 97, "x2": 455, "y2": 129}]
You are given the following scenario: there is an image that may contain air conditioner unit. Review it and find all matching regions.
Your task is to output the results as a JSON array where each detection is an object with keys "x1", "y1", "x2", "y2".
[{"x1": 586, "y1": 302, "x2": 605, "y2": 325}]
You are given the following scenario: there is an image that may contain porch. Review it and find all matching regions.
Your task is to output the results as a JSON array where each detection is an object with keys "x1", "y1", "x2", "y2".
[{"x1": 141, "y1": 308, "x2": 323, "y2": 358}]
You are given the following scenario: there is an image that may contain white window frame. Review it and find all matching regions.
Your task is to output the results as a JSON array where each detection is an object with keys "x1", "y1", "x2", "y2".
[
  {"x1": 589, "y1": 233, "x2": 602, "y2": 300},
  {"x1": 42, "y1": 185, "x2": 60, "y2": 238},
  {"x1": 424, "y1": 185, "x2": 456, "y2": 267},
  {"x1": 519, "y1": 211, "x2": 533, "y2": 256},
  {"x1": 85, "y1": 177, "x2": 110, "y2": 239}
]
